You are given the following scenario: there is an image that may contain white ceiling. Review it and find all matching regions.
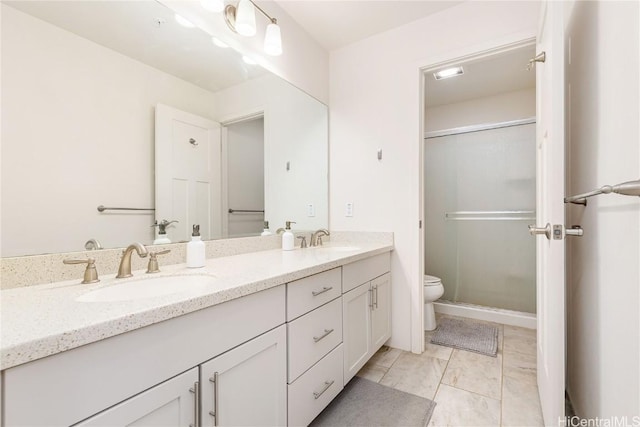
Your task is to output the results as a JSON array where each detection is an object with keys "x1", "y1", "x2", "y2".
[
  {"x1": 274, "y1": 0, "x2": 464, "y2": 51},
  {"x1": 425, "y1": 46, "x2": 536, "y2": 107}
]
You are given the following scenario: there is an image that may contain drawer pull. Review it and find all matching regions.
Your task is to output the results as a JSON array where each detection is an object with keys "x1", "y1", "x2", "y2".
[
  {"x1": 313, "y1": 328, "x2": 334, "y2": 343},
  {"x1": 313, "y1": 380, "x2": 335, "y2": 399},
  {"x1": 312, "y1": 286, "x2": 333, "y2": 296},
  {"x1": 209, "y1": 372, "x2": 219, "y2": 426}
]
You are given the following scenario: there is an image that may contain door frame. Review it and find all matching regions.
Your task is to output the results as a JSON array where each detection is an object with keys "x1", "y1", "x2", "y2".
[
  {"x1": 219, "y1": 108, "x2": 266, "y2": 238},
  {"x1": 416, "y1": 35, "x2": 536, "y2": 354}
]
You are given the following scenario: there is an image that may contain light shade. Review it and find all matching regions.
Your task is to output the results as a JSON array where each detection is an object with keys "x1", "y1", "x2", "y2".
[
  {"x1": 264, "y1": 21, "x2": 282, "y2": 56},
  {"x1": 235, "y1": 0, "x2": 256, "y2": 37},
  {"x1": 201, "y1": 0, "x2": 225, "y2": 13}
]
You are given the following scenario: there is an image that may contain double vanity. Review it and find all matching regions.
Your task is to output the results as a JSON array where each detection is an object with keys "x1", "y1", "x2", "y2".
[{"x1": 1, "y1": 238, "x2": 393, "y2": 426}]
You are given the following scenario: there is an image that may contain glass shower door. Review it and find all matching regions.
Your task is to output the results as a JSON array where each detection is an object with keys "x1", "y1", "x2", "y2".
[{"x1": 424, "y1": 122, "x2": 536, "y2": 313}]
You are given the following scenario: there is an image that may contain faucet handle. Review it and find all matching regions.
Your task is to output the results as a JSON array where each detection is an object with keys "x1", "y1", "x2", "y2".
[
  {"x1": 147, "y1": 249, "x2": 171, "y2": 274},
  {"x1": 297, "y1": 236, "x2": 308, "y2": 249},
  {"x1": 63, "y1": 258, "x2": 100, "y2": 284}
]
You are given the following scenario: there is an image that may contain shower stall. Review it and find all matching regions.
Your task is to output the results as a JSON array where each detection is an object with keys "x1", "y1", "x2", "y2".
[{"x1": 424, "y1": 119, "x2": 536, "y2": 314}]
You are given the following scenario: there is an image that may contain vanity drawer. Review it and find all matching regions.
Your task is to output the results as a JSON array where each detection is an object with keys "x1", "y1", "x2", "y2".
[
  {"x1": 288, "y1": 344, "x2": 344, "y2": 427},
  {"x1": 287, "y1": 267, "x2": 341, "y2": 321},
  {"x1": 287, "y1": 297, "x2": 343, "y2": 382},
  {"x1": 342, "y1": 252, "x2": 391, "y2": 293}
]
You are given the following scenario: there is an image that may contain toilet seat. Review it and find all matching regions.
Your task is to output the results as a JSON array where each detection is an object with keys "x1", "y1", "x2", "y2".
[{"x1": 424, "y1": 274, "x2": 442, "y2": 286}]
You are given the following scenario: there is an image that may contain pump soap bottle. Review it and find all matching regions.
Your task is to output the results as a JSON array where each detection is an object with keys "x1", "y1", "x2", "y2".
[
  {"x1": 261, "y1": 221, "x2": 272, "y2": 236},
  {"x1": 186, "y1": 224, "x2": 205, "y2": 268},
  {"x1": 152, "y1": 219, "x2": 177, "y2": 244},
  {"x1": 282, "y1": 221, "x2": 296, "y2": 251}
]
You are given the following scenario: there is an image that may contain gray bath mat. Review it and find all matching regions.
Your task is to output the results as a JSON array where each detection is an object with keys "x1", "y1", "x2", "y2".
[
  {"x1": 430, "y1": 317, "x2": 498, "y2": 357},
  {"x1": 310, "y1": 376, "x2": 436, "y2": 427}
]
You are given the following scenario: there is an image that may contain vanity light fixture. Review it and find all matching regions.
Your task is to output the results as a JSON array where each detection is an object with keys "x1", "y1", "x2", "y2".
[
  {"x1": 174, "y1": 13, "x2": 195, "y2": 28},
  {"x1": 224, "y1": 0, "x2": 283, "y2": 56},
  {"x1": 433, "y1": 66, "x2": 464, "y2": 80}
]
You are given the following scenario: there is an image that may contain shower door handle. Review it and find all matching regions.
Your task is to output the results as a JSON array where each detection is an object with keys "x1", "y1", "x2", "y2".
[{"x1": 528, "y1": 223, "x2": 551, "y2": 240}]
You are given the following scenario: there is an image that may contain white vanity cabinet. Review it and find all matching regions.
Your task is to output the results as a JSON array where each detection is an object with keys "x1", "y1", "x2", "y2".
[
  {"x1": 75, "y1": 368, "x2": 199, "y2": 427},
  {"x1": 200, "y1": 325, "x2": 287, "y2": 427},
  {"x1": 286, "y1": 268, "x2": 344, "y2": 426},
  {"x1": 342, "y1": 253, "x2": 392, "y2": 384}
]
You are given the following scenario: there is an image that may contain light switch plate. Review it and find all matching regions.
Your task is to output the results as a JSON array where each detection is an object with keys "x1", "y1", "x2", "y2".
[
  {"x1": 307, "y1": 204, "x2": 315, "y2": 217},
  {"x1": 345, "y1": 202, "x2": 353, "y2": 217}
]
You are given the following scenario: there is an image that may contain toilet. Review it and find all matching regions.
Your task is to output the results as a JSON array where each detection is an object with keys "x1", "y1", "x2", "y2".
[{"x1": 424, "y1": 275, "x2": 444, "y2": 331}]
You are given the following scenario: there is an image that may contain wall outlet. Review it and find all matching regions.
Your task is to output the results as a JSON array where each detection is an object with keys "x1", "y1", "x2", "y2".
[
  {"x1": 345, "y1": 202, "x2": 353, "y2": 217},
  {"x1": 307, "y1": 203, "x2": 315, "y2": 217}
]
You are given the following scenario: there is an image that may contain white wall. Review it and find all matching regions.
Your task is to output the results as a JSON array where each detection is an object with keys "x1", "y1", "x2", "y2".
[
  {"x1": 214, "y1": 75, "x2": 329, "y2": 234},
  {"x1": 1, "y1": 5, "x2": 218, "y2": 256},
  {"x1": 565, "y1": 0, "x2": 640, "y2": 419},
  {"x1": 425, "y1": 88, "x2": 535, "y2": 132},
  {"x1": 330, "y1": 1, "x2": 539, "y2": 351}
]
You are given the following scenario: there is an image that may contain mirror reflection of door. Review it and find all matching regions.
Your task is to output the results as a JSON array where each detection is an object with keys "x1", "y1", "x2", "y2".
[
  {"x1": 155, "y1": 104, "x2": 222, "y2": 243},
  {"x1": 223, "y1": 117, "x2": 265, "y2": 238}
]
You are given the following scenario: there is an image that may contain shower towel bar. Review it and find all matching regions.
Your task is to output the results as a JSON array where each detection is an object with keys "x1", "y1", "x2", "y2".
[
  {"x1": 97, "y1": 205, "x2": 154, "y2": 212},
  {"x1": 228, "y1": 209, "x2": 265, "y2": 214},
  {"x1": 445, "y1": 210, "x2": 536, "y2": 221},
  {"x1": 564, "y1": 179, "x2": 640, "y2": 205}
]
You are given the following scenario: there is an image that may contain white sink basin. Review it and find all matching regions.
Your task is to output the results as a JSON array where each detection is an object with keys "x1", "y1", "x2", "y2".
[
  {"x1": 315, "y1": 246, "x2": 361, "y2": 252},
  {"x1": 76, "y1": 274, "x2": 216, "y2": 303}
]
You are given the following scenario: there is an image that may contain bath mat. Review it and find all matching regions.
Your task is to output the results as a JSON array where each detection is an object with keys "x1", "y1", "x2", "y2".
[
  {"x1": 310, "y1": 376, "x2": 436, "y2": 427},
  {"x1": 430, "y1": 317, "x2": 498, "y2": 357}
]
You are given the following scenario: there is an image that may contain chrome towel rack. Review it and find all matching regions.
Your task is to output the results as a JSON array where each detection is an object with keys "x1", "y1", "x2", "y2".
[
  {"x1": 564, "y1": 179, "x2": 640, "y2": 206},
  {"x1": 228, "y1": 208, "x2": 265, "y2": 214},
  {"x1": 97, "y1": 205, "x2": 155, "y2": 212}
]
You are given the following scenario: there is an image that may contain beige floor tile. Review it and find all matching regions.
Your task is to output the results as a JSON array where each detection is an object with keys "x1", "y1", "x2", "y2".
[
  {"x1": 503, "y1": 325, "x2": 536, "y2": 356},
  {"x1": 429, "y1": 384, "x2": 501, "y2": 426},
  {"x1": 367, "y1": 346, "x2": 403, "y2": 368},
  {"x1": 503, "y1": 349, "x2": 537, "y2": 385},
  {"x1": 355, "y1": 363, "x2": 388, "y2": 383},
  {"x1": 423, "y1": 332, "x2": 454, "y2": 360},
  {"x1": 379, "y1": 352, "x2": 447, "y2": 400},
  {"x1": 441, "y1": 349, "x2": 503, "y2": 400},
  {"x1": 501, "y1": 375, "x2": 544, "y2": 426}
]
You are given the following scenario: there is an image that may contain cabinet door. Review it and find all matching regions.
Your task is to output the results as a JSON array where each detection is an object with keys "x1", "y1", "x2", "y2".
[
  {"x1": 371, "y1": 272, "x2": 392, "y2": 351},
  {"x1": 75, "y1": 368, "x2": 198, "y2": 427},
  {"x1": 200, "y1": 325, "x2": 286, "y2": 427},
  {"x1": 342, "y1": 282, "x2": 372, "y2": 384}
]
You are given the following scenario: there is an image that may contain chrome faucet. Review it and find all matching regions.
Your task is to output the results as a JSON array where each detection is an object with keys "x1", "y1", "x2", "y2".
[
  {"x1": 116, "y1": 242, "x2": 148, "y2": 278},
  {"x1": 311, "y1": 229, "x2": 330, "y2": 247}
]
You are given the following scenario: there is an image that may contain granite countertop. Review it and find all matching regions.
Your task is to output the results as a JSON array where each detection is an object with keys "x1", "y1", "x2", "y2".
[{"x1": 0, "y1": 242, "x2": 393, "y2": 370}]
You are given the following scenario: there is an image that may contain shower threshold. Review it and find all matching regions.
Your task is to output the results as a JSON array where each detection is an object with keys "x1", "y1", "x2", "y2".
[{"x1": 434, "y1": 300, "x2": 536, "y2": 329}]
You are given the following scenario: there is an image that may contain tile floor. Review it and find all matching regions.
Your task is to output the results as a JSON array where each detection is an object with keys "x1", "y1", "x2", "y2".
[{"x1": 355, "y1": 314, "x2": 544, "y2": 427}]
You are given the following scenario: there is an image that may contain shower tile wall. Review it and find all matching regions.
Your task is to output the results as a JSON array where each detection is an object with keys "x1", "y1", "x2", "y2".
[{"x1": 424, "y1": 123, "x2": 536, "y2": 313}]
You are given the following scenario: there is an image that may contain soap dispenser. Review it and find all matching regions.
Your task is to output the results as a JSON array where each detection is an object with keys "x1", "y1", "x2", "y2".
[
  {"x1": 152, "y1": 219, "x2": 178, "y2": 245},
  {"x1": 261, "y1": 221, "x2": 272, "y2": 236},
  {"x1": 282, "y1": 221, "x2": 296, "y2": 251},
  {"x1": 186, "y1": 224, "x2": 205, "y2": 268}
]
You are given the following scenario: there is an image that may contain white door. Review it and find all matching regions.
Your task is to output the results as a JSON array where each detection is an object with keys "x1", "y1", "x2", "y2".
[
  {"x1": 370, "y1": 273, "x2": 392, "y2": 351},
  {"x1": 155, "y1": 104, "x2": 222, "y2": 242},
  {"x1": 532, "y1": 2, "x2": 566, "y2": 425},
  {"x1": 342, "y1": 282, "x2": 372, "y2": 384},
  {"x1": 76, "y1": 368, "x2": 198, "y2": 426},
  {"x1": 200, "y1": 325, "x2": 287, "y2": 427}
]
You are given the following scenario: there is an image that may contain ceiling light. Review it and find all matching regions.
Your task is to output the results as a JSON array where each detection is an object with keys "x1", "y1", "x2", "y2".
[
  {"x1": 174, "y1": 14, "x2": 195, "y2": 28},
  {"x1": 433, "y1": 66, "x2": 464, "y2": 80},
  {"x1": 242, "y1": 55, "x2": 257, "y2": 65},
  {"x1": 211, "y1": 37, "x2": 229, "y2": 48},
  {"x1": 201, "y1": 0, "x2": 225, "y2": 13},
  {"x1": 225, "y1": 0, "x2": 283, "y2": 56}
]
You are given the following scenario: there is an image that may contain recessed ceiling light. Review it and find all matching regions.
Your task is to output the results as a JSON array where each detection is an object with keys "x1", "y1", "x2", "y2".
[
  {"x1": 211, "y1": 37, "x2": 229, "y2": 48},
  {"x1": 433, "y1": 66, "x2": 464, "y2": 80},
  {"x1": 242, "y1": 55, "x2": 257, "y2": 65},
  {"x1": 174, "y1": 14, "x2": 195, "y2": 28}
]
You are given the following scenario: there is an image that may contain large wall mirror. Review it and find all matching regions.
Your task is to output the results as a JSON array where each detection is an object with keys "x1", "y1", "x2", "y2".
[{"x1": 1, "y1": 0, "x2": 328, "y2": 257}]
